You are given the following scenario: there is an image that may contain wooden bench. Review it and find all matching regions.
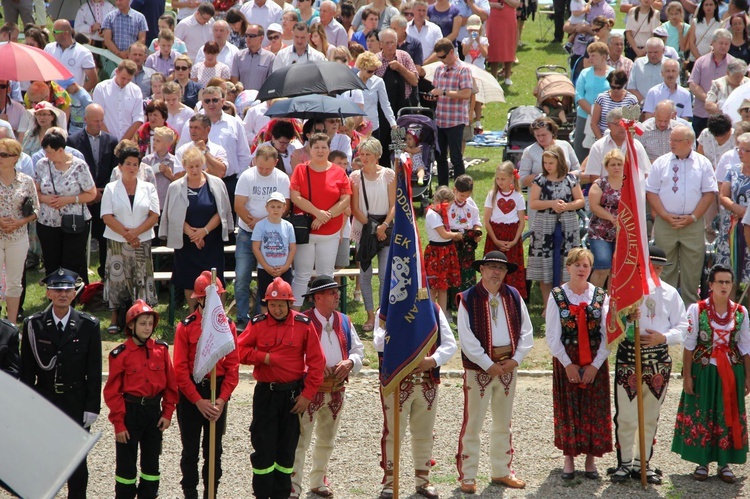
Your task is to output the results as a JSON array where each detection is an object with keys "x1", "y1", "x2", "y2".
[{"x1": 154, "y1": 267, "x2": 366, "y2": 327}]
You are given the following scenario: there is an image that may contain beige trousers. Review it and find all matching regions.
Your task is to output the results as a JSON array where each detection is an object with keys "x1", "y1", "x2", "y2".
[
  {"x1": 380, "y1": 380, "x2": 439, "y2": 483},
  {"x1": 653, "y1": 216, "x2": 705, "y2": 306},
  {"x1": 291, "y1": 391, "x2": 345, "y2": 494},
  {"x1": 614, "y1": 381, "x2": 668, "y2": 468},
  {"x1": 457, "y1": 368, "x2": 518, "y2": 481}
]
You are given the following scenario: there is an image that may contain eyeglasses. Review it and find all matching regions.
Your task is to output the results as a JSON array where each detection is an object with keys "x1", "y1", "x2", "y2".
[
  {"x1": 52, "y1": 29, "x2": 68, "y2": 34},
  {"x1": 174, "y1": 65, "x2": 189, "y2": 71},
  {"x1": 0, "y1": 152, "x2": 18, "y2": 158},
  {"x1": 267, "y1": 34, "x2": 280, "y2": 40},
  {"x1": 610, "y1": 85, "x2": 624, "y2": 90},
  {"x1": 203, "y1": 98, "x2": 221, "y2": 104},
  {"x1": 245, "y1": 33, "x2": 262, "y2": 38}
]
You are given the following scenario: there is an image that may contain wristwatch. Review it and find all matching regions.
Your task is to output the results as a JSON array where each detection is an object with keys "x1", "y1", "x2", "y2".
[{"x1": 443, "y1": 89, "x2": 447, "y2": 97}]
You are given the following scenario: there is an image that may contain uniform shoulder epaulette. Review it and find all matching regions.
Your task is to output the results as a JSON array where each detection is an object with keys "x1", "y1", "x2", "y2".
[
  {"x1": 294, "y1": 314, "x2": 311, "y2": 324},
  {"x1": 251, "y1": 313, "x2": 267, "y2": 324},
  {"x1": 80, "y1": 312, "x2": 99, "y2": 324},
  {"x1": 155, "y1": 339, "x2": 169, "y2": 348},
  {"x1": 182, "y1": 314, "x2": 198, "y2": 326},
  {"x1": 110, "y1": 344, "x2": 126, "y2": 357},
  {"x1": 0, "y1": 318, "x2": 19, "y2": 331}
]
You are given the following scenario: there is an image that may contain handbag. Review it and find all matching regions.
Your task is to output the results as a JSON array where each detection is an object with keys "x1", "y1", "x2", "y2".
[
  {"x1": 48, "y1": 161, "x2": 87, "y2": 235},
  {"x1": 360, "y1": 171, "x2": 392, "y2": 248},
  {"x1": 286, "y1": 165, "x2": 313, "y2": 245},
  {"x1": 21, "y1": 196, "x2": 34, "y2": 218}
]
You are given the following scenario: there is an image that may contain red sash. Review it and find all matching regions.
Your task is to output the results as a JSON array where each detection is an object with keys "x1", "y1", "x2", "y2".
[
  {"x1": 712, "y1": 329, "x2": 743, "y2": 450},
  {"x1": 568, "y1": 302, "x2": 592, "y2": 389}
]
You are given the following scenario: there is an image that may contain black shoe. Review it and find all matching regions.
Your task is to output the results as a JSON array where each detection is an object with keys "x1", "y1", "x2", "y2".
[
  {"x1": 584, "y1": 471, "x2": 600, "y2": 480},
  {"x1": 561, "y1": 471, "x2": 575, "y2": 480}
]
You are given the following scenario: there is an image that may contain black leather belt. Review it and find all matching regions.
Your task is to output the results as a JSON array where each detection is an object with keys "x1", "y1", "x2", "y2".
[
  {"x1": 124, "y1": 393, "x2": 163, "y2": 406},
  {"x1": 259, "y1": 380, "x2": 302, "y2": 391}
]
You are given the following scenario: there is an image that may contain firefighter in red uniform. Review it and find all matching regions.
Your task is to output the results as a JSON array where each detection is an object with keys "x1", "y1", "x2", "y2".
[
  {"x1": 173, "y1": 271, "x2": 240, "y2": 499},
  {"x1": 238, "y1": 277, "x2": 326, "y2": 499},
  {"x1": 103, "y1": 300, "x2": 179, "y2": 498}
]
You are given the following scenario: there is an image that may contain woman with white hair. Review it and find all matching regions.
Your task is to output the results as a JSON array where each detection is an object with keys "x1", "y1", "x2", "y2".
[{"x1": 705, "y1": 59, "x2": 750, "y2": 115}]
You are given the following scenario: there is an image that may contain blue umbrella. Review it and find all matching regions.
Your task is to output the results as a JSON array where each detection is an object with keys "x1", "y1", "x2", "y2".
[
  {"x1": 552, "y1": 214, "x2": 563, "y2": 287},
  {"x1": 264, "y1": 94, "x2": 367, "y2": 120}
]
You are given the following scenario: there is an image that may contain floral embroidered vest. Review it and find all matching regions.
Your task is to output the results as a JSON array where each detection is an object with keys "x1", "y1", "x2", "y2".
[
  {"x1": 693, "y1": 300, "x2": 744, "y2": 366},
  {"x1": 551, "y1": 286, "x2": 606, "y2": 349}
]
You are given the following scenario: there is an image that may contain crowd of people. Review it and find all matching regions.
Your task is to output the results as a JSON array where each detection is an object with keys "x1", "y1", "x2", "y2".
[{"x1": 0, "y1": 0, "x2": 750, "y2": 497}]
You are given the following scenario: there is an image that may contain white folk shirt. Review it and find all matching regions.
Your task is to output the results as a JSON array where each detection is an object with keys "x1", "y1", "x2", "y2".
[
  {"x1": 313, "y1": 308, "x2": 365, "y2": 372},
  {"x1": 448, "y1": 197, "x2": 480, "y2": 231},
  {"x1": 92, "y1": 79, "x2": 144, "y2": 140},
  {"x1": 645, "y1": 150, "x2": 718, "y2": 215},
  {"x1": 637, "y1": 279, "x2": 688, "y2": 346},
  {"x1": 373, "y1": 307, "x2": 458, "y2": 367},
  {"x1": 545, "y1": 283, "x2": 610, "y2": 369},
  {"x1": 458, "y1": 287, "x2": 534, "y2": 370},
  {"x1": 684, "y1": 299, "x2": 750, "y2": 366}
]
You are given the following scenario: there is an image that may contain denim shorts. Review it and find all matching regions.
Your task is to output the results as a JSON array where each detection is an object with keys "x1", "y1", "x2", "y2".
[{"x1": 588, "y1": 238, "x2": 615, "y2": 270}]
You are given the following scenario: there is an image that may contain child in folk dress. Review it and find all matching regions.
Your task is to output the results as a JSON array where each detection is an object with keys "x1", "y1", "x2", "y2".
[
  {"x1": 449, "y1": 174, "x2": 483, "y2": 299},
  {"x1": 484, "y1": 161, "x2": 527, "y2": 298},
  {"x1": 425, "y1": 186, "x2": 463, "y2": 314}
]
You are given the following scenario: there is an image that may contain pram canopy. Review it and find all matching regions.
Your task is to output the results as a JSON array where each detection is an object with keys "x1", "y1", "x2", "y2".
[{"x1": 534, "y1": 73, "x2": 576, "y2": 106}]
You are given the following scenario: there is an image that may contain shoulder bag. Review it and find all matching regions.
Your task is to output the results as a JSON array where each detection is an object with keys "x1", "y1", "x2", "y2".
[
  {"x1": 287, "y1": 165, "x2": 314, "y2": 245},
  {"x1": 48, "y1": 161, "x2": 87, "y2": 234}
]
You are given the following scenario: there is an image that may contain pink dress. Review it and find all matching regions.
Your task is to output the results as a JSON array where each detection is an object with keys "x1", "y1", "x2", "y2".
[{"x1": 486, "y1": 2, "x2": 518, "y2": 63}]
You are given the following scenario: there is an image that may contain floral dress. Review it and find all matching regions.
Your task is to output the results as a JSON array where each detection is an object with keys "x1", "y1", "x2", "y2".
[
  {"x1": 673, "y1": 299, "x2": 750, "y2": 466},
  {"x1": 527, "y1": 173, "x2": 581, "y2": 284},
  {"x1": 716, "y1": 166, "x2": 750, "y2": 282}
]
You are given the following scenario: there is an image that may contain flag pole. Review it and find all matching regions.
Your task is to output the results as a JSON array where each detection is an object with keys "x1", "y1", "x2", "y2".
[
  {"x1": 208, "y1": 268, "x2": 218, "y2": 499},
  {"x1": 634, "y1": 319, "x2": 647, "y2": 489},
  {"x1": 393, "y1": 384, "x2": 400, "y2": 499}
]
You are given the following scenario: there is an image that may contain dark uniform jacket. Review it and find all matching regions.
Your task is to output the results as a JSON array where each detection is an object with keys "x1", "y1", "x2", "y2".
[{"x1": 20, "y1": 308, "x2": 102, "y2": 423}]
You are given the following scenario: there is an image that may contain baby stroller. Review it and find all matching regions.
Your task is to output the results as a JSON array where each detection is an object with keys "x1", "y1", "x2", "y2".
[
  {"x1": 502, "y1": 105, "x2": 544, "y2": 167},
  {"x1": 534, "y1": 65, "x2": 577, "y2": 142},
  {"x1": 396, "y1": 107, "x2": 438, "y2": 216}
]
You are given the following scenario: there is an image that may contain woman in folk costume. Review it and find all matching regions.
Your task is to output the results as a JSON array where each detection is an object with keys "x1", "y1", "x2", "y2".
[
  {"x1": 545, "y1": 248, "x2": 612, "y2": 480},
  {"x1": 673, "y1": 264, "x2": 750, "y2": 483}
]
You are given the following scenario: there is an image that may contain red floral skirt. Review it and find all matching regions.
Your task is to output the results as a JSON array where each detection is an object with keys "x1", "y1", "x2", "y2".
[
  {"x1": 425, "y1": 242, "x2": 460, "y2": 290},
  {"x1": 552, "y1": 345, "x2": 613, "y2": 457},
  {"x1": 484, "y1": 221, "x2": 527, "y2": 298}
]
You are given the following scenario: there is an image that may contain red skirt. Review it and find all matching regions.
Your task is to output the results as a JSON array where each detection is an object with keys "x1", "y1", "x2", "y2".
[
  {"x1": 484, "y1": 221, "x2": 527, "y2": 298},
  {"x1": 425, "y1": 241, "x2": 461, "y2": 290}
]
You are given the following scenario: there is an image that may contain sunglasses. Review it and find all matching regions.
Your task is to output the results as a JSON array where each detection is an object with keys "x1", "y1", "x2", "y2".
[
  {"x1": 365, "y1": 68, "x2": 376, "y2": 74},
  {"x1": 203, "y1": 98, "x2": 221, "y2": 104},
  {"x1": 436, "y1": 52, "x2": 449, "y2": 59},
  {"x1": 403, "y1": 11, "x2": 414, "y2": 16},
  {"x1": 592, "y1": 27, "x2": 602, "y2": 33},
  {"x1": 245, "y1": 33, "x2": 262, "y2": 38},
  {"x1": 610, "y1": 85, "x2": 624, "y2": 90},
  {"x1": 0, "y1": 152, "x2": 18, "y2": 158},
  {"x1": 267, "y1": 34, "x2": 280, "y2": 40},
  {"x1": 174, "y1": 65, "x2": 189, "y2": 71},
  {"x1": 530, "y1": 120, "x2": 548, "y2": 129},
  {"x1": 52, "y1": 29, "x2": 68, "y2": 34}
]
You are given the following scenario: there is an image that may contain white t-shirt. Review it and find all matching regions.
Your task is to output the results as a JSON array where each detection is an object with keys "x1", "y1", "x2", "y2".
[
  {"x1": 461, "y1": 36, "x2": 488, "y2": 69},
  {"x1": 448, "y1": 197, "x2": 481, "y2": 231},
  {"x1": 569, "y1": 0, "x2": 587, "y2": 24},
  {"x1": 425, "y1": 208, "x2": 452, "y2": 243},
  {"x1": 235, "y1": 166, "x2": 291, "y2": 231},
  {"x1": 484, "y1": 190, "x2": 526, "y2": 224},
  {"x1": 251, "y1": 217, "x2": 296, "y2": 267}
]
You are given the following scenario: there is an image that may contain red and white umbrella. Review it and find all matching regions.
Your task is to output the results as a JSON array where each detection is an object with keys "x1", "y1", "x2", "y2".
[{"x1": 0, "y1": 42, "x2": 73, "y2": 81}]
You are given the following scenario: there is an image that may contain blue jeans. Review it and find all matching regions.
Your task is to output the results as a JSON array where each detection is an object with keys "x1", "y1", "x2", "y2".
[{"x1": 235, "y1": 228, "x2": 257, "y2": 329}]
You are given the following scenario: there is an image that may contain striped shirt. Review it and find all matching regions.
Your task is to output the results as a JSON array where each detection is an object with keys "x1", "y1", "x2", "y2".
[{"x1": 593, "y1": 91, "x2": 639, "y2": 134}]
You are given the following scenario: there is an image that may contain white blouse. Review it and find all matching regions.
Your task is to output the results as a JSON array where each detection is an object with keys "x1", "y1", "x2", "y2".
[{"x1": 684, "y1": 299, "x2": 750, "y2": 366}]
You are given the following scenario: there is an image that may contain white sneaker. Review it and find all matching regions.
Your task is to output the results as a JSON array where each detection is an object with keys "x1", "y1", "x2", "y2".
[{"x1": 504, "y1": 78, "x2": 513, "y2": 86}]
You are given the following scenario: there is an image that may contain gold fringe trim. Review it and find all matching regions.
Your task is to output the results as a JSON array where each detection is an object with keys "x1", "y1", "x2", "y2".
[
  {"x1": 380, "y1": 333, "x2": 438, "y2": 398},
  {"x1": 607, "y1": 297, "x2": 643, "y2": 350},
  {"x1": 417, "y1": 288, "x2": 429, "y2": 300}
]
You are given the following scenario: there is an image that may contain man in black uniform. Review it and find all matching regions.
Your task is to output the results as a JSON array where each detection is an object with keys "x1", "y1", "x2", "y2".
[{"x1": 20, "y1": 268, "x2": 102, "y2": 499}]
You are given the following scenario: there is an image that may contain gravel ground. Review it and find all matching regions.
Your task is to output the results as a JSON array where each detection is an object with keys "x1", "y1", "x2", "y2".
[{"x1": 6, "y1": 371, "x2": 749, "y2": 498}]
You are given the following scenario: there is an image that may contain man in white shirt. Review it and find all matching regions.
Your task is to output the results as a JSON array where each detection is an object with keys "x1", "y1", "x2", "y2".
[
  {"x1": 609, "y1": 245, "x2": 687, "y2": 485},
  {"x1": 175, "y1": 3, "x2": 216, "y2": 61},
  {"x1": 194, "y1": 20, "x2": 240, "y2": 69},
  {"x1": 318, "y1": 1, "x2": 349, "y2": 47},
  {"x1": 643, "y1": 58, "x2": 693, "y2": 119},
  {"x1": 91, "y1": 59, "x2": 144, "y2": 140},
  {"x1": 292, "y1": 276, "x2": 364, "y2": 498},
  {"x1": 456, "y1": 251, "x2": 532, "y2": 493},
  {"x1": 234, "y1": 144, "x2": 291, "y2": 330},
  {"x1": 407, "y1": 0, "x2": 443, "y2": 62},
  {"x1": 243, "y1": 100, "x2": 271, "y2": 146},
  {"x1": 178, "y1": 87, "x2": 251, "y2": 206},
  {"x1": 584, "y1": 108, "x2": 652, "y2": 181},
  {"x1": 110, "y1": 42, "x2": 155, "y2": 97},
  {"x1": 645, "y1": 125, "x2": 718, "y2": 305},
  {"x1": 44, "y1": 19, "x2": 98, "y2": 92},
  {"x1": 240, "y1": 0, "x2": 283, "y2": 35},
  {"x1": 175, "y1": 114, "x2": 228, "y2": 178},
  {"x1": 272, "y1": 22, "x2": 327, "y2": 71}
]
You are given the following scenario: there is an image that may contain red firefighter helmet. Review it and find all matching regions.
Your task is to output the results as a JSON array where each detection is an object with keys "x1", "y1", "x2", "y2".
[
  {"x1": 125, "y1": 299, "x2": 159, "y2": 333},
  {"x1": 191, "y1": 271, "x2": 226, "y2": 298},
  {"x1": 264, "y1": 277, "x2": 295, "y2": 302}
]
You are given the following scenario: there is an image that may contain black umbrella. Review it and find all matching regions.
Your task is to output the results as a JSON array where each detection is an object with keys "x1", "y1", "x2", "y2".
[
  {"x1": 256, "y1": 61, "x2": 366, "y2": 101},
  {"x1": 264, "y1": 94, "x2": 366, "y2": 120}
]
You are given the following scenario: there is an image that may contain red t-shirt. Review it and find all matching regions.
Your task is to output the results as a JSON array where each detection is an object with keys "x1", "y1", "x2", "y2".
[{"x1": 290, "y1": 162, "x2": 352, "y2": 236}]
